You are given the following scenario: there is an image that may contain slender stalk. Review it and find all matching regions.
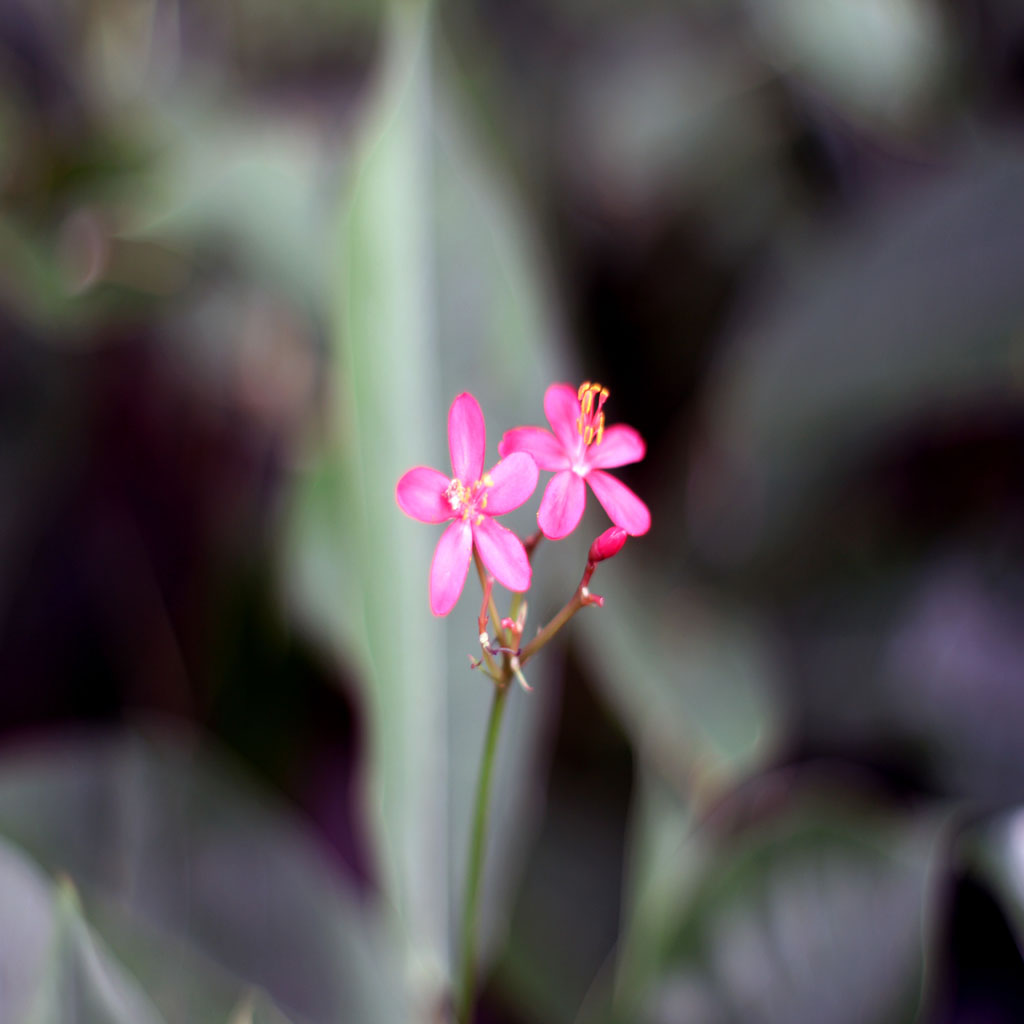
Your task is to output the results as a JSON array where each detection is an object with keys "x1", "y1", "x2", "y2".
[
  {"x1": 473, "y1": 548, "x2": 506, "y2": 644},
  {"x1": 518, "y1": 592, "x2": 584, "y2": 667},
  {"x1": 509, "y1": 532, "x2": 543, "y2": 628},
  {"x1": 457, "y1": 679, "x2": 510, "y2": 1023},
  {"x1": 476, "y1": 641, "x2": 500, "y2": 681}
]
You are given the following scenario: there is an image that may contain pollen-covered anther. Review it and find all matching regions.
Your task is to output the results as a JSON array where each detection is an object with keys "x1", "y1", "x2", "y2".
[
  {"x1": 445, "y1": 479, "x2": 465, "y2": 511},
  {"x1": 576, "y1": 381, "x2": 609, "y2": 446},
  {"x1": 446, "y1": 474, "x2": 495, "y2": 520}
]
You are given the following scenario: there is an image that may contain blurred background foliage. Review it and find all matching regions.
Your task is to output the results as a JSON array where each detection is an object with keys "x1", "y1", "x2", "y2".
[{"x1": 2, "y1": 0, "x2": 1024, "y2": 1020}]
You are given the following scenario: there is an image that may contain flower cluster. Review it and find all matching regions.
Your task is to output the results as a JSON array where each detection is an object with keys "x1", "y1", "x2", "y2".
[{"x1": 396, "y1": 382, "x2": 649, "y2": 680}]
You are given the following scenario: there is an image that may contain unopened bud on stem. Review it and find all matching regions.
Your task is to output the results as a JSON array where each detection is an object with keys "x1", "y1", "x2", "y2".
[
  {"x1": 588, "y1": 527, "x2": 627, "y2": 564},
  {"x1": 581, "y1": 526, "x2": 627, "y2": 594}
]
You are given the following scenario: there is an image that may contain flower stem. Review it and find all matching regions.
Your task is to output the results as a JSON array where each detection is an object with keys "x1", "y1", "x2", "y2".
[
  {"x1": 472, "y1": 548, "x2": 506, "y2": 644},
  {"x1": 457, "y1": 679, "x2": 510, "y2": 1023},
  {"x1": 519, "y1": 592, "x2": 584, "y2": 667}
]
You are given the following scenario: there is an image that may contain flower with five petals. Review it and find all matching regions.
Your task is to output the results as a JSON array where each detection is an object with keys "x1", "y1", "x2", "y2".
[
  {"x1": 396, "y1": 393, "x2": 539, "y2": 616},
  {"x1": 499, "y1": 382, "x2": 650, "y2": 540}
]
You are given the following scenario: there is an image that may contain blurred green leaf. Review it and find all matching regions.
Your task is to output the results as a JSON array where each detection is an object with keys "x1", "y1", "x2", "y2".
[
  {"x1": 0, "y1": 838, "x2": 166, "y2": 1024},
  {"x1": 329, "y1": 4, "x2": 450, "y2": 999},
  {"x1": 287, "y1": 0, "x2": 564, "y2": 1008},
  {"x1": 126, "y1": 106, "x2": 329, "y2": 304},
  {"x1": 226, "y1": 990, "x2": 299, "y2": 1024},
  {"x1": 558, "y1": 18, "x2": 780, "y2": 220},
  {"x1": 614, "y1": 766, "x2": 704, "y2": 1010},
  {"x1": 966, "y1": 809, "x2": 1024, "y2": 960},
  {"x1": 688, "y1": 144, "x2": 1024, "y2": 569},
  {"x1": 0, "y1": 725, "x2": 404, "y2": 1024},
  {"x1": 90, "y1": 903, "x2": 301, "y2": 1024},
  {"x1": 576, "y1": 566, "x2": 786, "y2": 1013},
  {"x1": 31, "y1": 879, "x2": 169, "y2": 1024},
  {"x1": 579, "y1": 568, "x2": 783, "y2": 791},
  {"x1": 634, "y1": 795, "x2": 950, "y2": 1024},
  {"x1": 748, "y1": 0, "x2": 949, "y2": 131}
]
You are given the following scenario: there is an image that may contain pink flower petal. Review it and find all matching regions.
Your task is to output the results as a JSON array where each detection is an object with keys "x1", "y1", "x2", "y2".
[
  {"x1": 429, "y1": 519, "x2": 473, "y2": 616},
  {"x1": 544, "y1": 383, "x2": 583, "y2": 457},
  {"x1": 498, "y1": 427, "x2": 570, "y2": 471},
  {"x1": 396, "y1": 466, "x2": 453, "y2": 523},
  {"x1": 585, "y1": 424, "x2": 646, "y2": 470},
  {"x1": 483, "y1": 452, "x2": 539, "y2": 515},
  {"x1": 587, "y1": 470, "x2": 651, "y2": 536},
  {"x1": 448, "y1": 392, "x2": 485, "y2": 483},
  {"x1": 537, "y1": 470, "x2": 586, "y2": 540},
  {"x1": 473, "y1": 517, "x2": 531, "y2": 592}
]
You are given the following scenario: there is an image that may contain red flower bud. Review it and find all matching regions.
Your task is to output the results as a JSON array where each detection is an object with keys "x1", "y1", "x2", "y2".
[{"x1": 588, "y1": 527, "x2": 627, "y2": 563}]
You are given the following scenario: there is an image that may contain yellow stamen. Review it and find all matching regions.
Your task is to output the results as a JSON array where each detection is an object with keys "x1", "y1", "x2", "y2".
[
  {"x1": 577, "y1": 381, "x2": 609, "y2": 446},
  {"x1": 482, "y1": 472, "x2": 494, "y2": 487}
]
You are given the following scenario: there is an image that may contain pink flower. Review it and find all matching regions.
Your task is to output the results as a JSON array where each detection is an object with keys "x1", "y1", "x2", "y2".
[
  {"x1": 499, "y1": 382, "x2": 650, "y2": 540},
  {"x1": 396, "y1": 393, "x2": 539, "y2": 616}
]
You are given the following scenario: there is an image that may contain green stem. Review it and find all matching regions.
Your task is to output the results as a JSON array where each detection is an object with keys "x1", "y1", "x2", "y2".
[
  {"x1": 457, "y1": 679, "x2": 510, "y2": 1023},
  {"x1": 518, "y1": 591, "x2": 584, "y2": 667}
]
